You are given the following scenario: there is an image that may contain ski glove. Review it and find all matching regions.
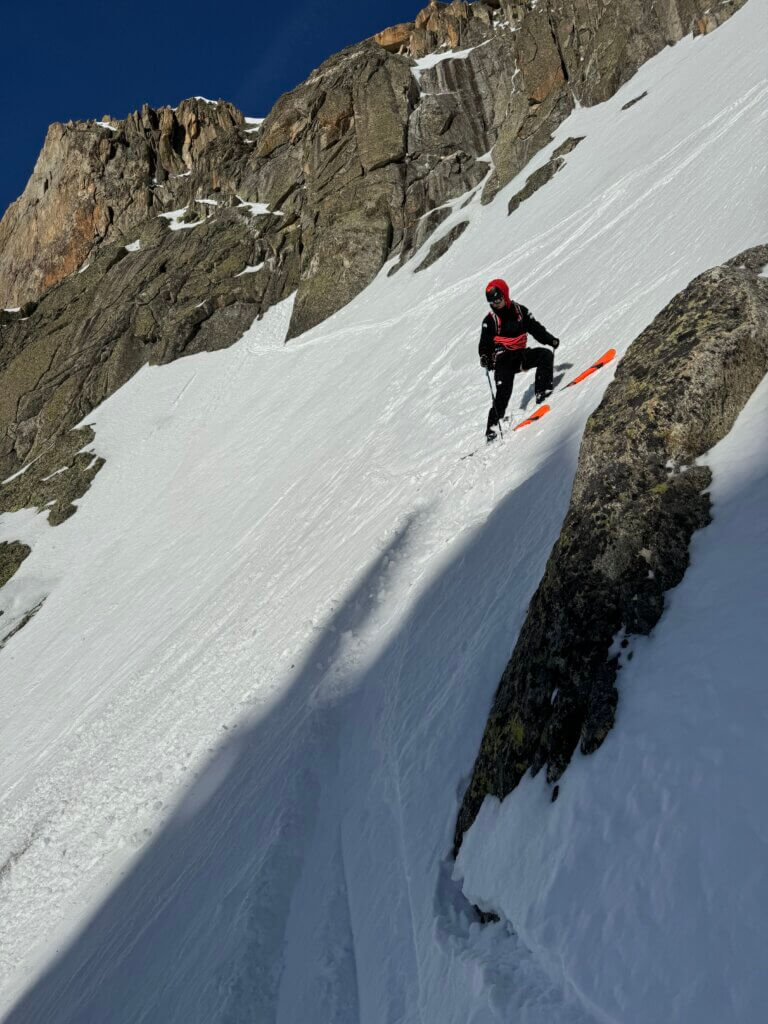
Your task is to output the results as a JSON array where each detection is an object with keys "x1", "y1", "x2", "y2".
[
  {"x1": 550, "y1": 337, "x2": 560, "y2": 350},
  {"x1": 480, "y1": 353, "x2": 494, "y2": 369}
]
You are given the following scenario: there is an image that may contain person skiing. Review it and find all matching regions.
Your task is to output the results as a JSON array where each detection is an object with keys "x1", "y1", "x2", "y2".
[{"x1": 479, "y1": 279, "x2": 560, "y2": 440}]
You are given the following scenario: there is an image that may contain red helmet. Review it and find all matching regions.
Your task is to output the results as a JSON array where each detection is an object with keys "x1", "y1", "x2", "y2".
[{"x1": 485, "y1": 278, "x2": 510, "y2": 306}]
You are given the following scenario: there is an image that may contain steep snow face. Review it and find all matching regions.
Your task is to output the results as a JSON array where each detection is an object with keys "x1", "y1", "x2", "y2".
[
  {"x1": 1, "y1": 3, "x2": 767, "y2": 1021},
  {"x1": 456, "y1": 373, "x2": 768, "y2": 1024}
]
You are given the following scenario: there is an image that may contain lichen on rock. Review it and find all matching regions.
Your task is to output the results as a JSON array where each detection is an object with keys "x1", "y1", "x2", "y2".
[{"x1": 0, "y1": 540, "x2": 31, "y2": 589}]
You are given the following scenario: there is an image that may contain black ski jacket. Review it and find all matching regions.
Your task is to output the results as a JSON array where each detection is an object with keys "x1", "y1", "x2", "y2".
[{"x1": 478, "y1": 302, "x2": 558, "y2": 363}]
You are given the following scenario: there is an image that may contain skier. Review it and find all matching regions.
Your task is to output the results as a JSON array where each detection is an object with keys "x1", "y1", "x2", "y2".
[{"x1": 479, "y1": 279, "x2": 560, "y2": 440}]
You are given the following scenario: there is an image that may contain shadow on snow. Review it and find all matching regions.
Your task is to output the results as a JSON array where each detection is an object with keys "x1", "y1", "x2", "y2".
[{"x1": 6, "y1": 438, "x2": 580, "y2": 1024}]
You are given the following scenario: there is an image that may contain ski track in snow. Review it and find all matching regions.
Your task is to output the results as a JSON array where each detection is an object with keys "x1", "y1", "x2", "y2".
[{"x1": 1, "y1": 3, "x2": 767, "y2": 1021}]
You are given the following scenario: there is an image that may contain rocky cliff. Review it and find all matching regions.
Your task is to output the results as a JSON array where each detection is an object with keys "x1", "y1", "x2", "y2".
[
  {"x1": 455, "y1": 243, "x2": 768, "y2": 851},
  {"x1": 1, "y1": 1, "x2": 745, "y2": 315},
  {"x1": 0, "y1": 0, "x2": 750, "y2": 622},
  {"x1": 0, "y1": 99, "x2": 248, "y2": 311}
]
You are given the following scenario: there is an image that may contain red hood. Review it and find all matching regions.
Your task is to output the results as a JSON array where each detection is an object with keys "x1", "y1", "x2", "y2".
[{"x1": 486, "y1": 278, "x2": 510, "y2": 307}]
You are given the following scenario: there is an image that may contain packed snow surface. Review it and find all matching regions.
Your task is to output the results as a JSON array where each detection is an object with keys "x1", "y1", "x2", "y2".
[{"x1": 1, "y1": 3, "x2": 767, "y2": 1021}]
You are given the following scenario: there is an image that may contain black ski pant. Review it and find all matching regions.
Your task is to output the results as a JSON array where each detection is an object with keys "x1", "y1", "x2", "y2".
[{"x1": 487, "y1": 346, "x2": 554, "y2": 430}]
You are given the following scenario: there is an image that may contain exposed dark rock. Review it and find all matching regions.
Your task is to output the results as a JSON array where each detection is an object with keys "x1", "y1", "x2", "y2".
[
  {"x1": 261, "y1": 33, "x2": 508, "y2": 338},
  {"x1": 481, "y1": 88, "x2": 577, "y2": 205},
  {"x1": 622, "y1": 90, "x2": 648, "y2": 110},
  {"x1": 388, "y1": 205, "x2": 454, "y2": 275},
  {"x1": 0, "y1": 302, "x2": 38, "y2": 326},
  {"x1": 0, "y1": 427, "x2": 105, "y2": 528},
  {"x1": 414, "y1": 219, "x2": 470, "y2": 271},
  {"x1": 507, "y1": 135, "x2": 584, "y2": 216},
  {"x1": 455, "y1": 243, "x2": 768, "y2": 853},
  {"x1": 0, "y1": 202, "x2": 282, "y2": 643},
  {"x1": 0, "y1": 211, "x2": 274, "y2": 493},
  {"x1": 547, "y1": 0, "x2": 744, "y2": 106},
  {"x1": 0, "y1": 541, "x2": 31, "y2": 588},
  {"x1": 0, "y1": 599, "x2": 45, "y2": 651},
  {"x1": 482, "y1": 0, "x2": 746, "y2": 202}
]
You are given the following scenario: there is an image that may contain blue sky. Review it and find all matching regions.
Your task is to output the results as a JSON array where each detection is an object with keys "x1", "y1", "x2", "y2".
[{"x1": 1, "y1": 1, "x2": 419, "y2": 217}]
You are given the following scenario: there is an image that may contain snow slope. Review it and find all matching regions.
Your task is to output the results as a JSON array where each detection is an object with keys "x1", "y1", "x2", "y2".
[
  {"x1": 457, "y1": 372, "x2": 768, "y2": 1024},
  {"x1": 1, "y1": 3, "x2": 767, "y2": 1021}
]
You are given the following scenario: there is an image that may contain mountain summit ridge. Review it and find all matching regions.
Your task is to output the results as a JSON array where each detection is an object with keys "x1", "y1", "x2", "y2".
[{"x1": 0, "y1": 0, "x2": 746, "y2": 316}]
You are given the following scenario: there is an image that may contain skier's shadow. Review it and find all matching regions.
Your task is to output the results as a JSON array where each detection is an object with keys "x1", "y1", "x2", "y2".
[{"x1": 518, "y1": 362, "x2": 573, "y2": 412}]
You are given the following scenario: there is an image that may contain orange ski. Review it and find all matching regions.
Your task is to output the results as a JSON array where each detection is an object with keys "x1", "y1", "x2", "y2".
[
  {"x1": 565, "y1": 349, "x2": 616, "y2": 388},
  {"x1": 514, "y1": 404, "x2": 551, "y2": 430}
]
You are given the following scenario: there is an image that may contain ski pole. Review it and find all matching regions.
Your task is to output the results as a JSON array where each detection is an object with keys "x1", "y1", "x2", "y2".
[{"x1": 485, "y1": 368, "x2": 504, "y2": 440}]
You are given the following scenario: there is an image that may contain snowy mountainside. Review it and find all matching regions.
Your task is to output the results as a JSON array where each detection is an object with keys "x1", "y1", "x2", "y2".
[{"x1": 2, "y1": 3, "x2": 768, "y2": 1021}]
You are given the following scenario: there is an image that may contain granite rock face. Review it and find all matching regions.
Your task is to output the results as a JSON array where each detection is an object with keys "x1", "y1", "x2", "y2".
[
  {"x1": 0, "y1": 99, "x2": 248, "y2": 309},
  {"x1": 454, "y1": 244, "x2": 768, "y2": 851},
  {"x1": 248, "y1": 32, "x2": 518, "y2": 337},
  {"x1": 2, "y1": 2, "x2": 747, "y2": 324}
]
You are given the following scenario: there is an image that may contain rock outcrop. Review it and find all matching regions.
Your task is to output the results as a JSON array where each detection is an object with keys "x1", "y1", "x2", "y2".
[
  {"x1": 1, "y1": 2, "x2": 747, "y2": 326},
  {"x1": 506, "y1": 135, "x2": 584, "y2": 216},
  {"x1": 0, "y1": 99, "x2": 248, "y2": 309},
  {"x1": 0, "y1": 541, "x2": 30, "y2": 588},
  {"x1": 455, "y1": 244, "x2": 768, "y2": 851},
  {"x1": 247, "y1": 33, "x2": 515, "y2": 337}
]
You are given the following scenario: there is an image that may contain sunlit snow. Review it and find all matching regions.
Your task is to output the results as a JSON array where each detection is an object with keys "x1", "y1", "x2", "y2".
[
  {"x1": 1, "y1": 4, "x2": 767, "y2": 1022},
  {"x1": 235, "y1": 196, "x2": 283, "y2": 217},
  {"x1": 410, "y1": 45, "x2": 477, "y2": 80}
]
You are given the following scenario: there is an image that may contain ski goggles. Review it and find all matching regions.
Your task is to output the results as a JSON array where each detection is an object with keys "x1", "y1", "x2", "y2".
[{"x1": 486, "y1": 287, "x2": 505, "y2": 304}]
